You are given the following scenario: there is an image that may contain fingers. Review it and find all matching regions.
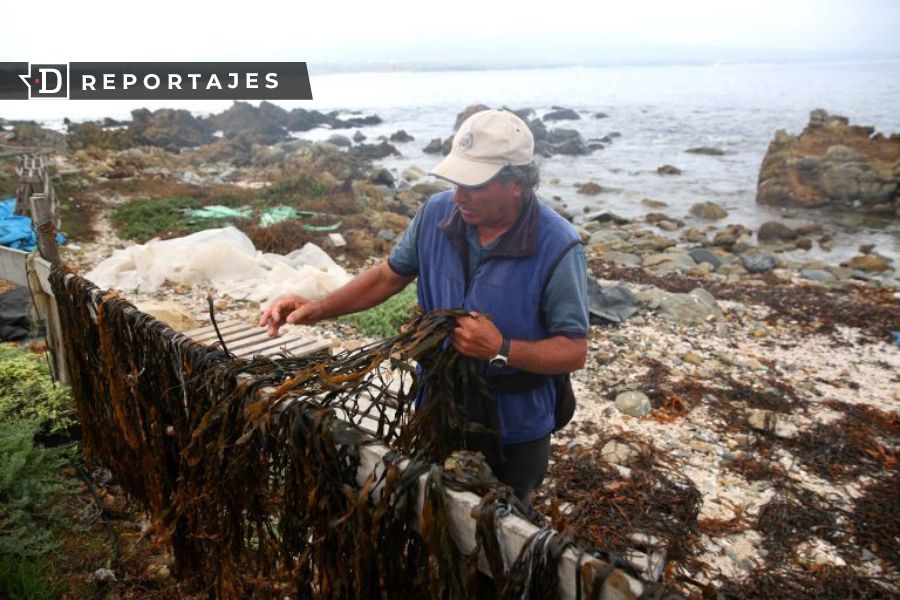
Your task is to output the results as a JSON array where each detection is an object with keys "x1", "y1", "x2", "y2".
[{"x1": 258, "y1": 307, "x2": 272, "y2": 327}]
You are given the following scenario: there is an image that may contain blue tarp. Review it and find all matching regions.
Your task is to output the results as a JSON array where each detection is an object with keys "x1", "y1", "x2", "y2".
[{"x1": 0, "y1": 197, "x2": 66, "y2": 252}]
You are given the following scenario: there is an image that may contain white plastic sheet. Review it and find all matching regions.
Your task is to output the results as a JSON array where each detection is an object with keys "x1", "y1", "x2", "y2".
[{"x1": 86, "y1": 227, "x2": 352, "y2": 307}]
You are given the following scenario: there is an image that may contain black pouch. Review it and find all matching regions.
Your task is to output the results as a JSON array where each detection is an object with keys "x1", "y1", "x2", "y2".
[
  {"x1": 552, "y1": 373, "x2": 576, "y2": 432},
  {"x1": 483, "y1": 371, "x2": 576, "y2": 433}
]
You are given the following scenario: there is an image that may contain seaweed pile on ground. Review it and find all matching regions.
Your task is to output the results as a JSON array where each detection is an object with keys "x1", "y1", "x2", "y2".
[
  {"x1": 590, "y1": 258, "x2": 900, "y2": 342},
  {"x1": 719, "y1": 563, "x2": 893, "y2": 599},
  {"x1": 537, "y1": 431, "x2": 703, "y2": 589}
]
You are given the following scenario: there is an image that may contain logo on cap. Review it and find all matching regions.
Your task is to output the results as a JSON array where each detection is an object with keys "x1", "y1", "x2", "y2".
[{"x1": 458, "y1": 132, "x2": 474, "y2": 151}]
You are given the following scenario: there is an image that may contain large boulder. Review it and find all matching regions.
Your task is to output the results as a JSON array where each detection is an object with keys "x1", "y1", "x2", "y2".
[
  {"x1": 543, "y1": 107, "x2": 580, "y2": 122},
  {"x1": 757, "y1": 109, "x2": 900, "y2": 217},
  {"x1": 130, "y1": 108, "x2": 214, "y2": 150},
  {"x1": 205, "y1": 101, "x2": 289, "y2": 144}
]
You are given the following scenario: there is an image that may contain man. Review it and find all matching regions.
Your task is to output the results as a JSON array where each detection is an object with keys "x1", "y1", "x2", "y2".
[{"x1": 259, "y1": 109, "x2": 589, "y2": 507}]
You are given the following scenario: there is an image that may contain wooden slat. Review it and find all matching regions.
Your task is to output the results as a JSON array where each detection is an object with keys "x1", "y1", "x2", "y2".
[
  {"x1": 0, "y1": 246, "x2": 29, "y2": 287},
  {"x1": 233, "y1": 336, "x2": 329, "y2": 359},
  {"x1": 183, "y1": 321, "x2": 249, "y2": 341}
]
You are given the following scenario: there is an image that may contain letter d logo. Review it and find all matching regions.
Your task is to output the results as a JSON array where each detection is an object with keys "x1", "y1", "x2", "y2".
[{"x1": 30, "y1": 63, "x2": 68, "y2": 98}]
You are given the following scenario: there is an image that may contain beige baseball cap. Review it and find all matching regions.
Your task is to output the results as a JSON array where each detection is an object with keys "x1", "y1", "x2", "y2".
[{"x1": 430, "y1": 109, "x2": 534, "y2": 187}]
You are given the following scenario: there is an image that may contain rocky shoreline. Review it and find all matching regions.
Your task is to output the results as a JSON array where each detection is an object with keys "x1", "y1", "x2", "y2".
[{"x1": 2, "y1": 103, "x2": 898, "y2": 597}]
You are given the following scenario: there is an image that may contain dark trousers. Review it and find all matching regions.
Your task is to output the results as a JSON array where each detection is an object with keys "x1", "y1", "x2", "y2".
[{"x1": 489, "y1": 433, "x2": 551, "y2": 511}]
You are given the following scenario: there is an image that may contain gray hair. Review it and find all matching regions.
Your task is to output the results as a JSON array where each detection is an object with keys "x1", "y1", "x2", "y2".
[{"x1": 496, "y1": 162, "x2": 540, "y2": 196}]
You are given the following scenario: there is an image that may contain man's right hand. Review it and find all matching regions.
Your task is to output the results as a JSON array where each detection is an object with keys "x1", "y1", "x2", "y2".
[{"x1": 258, "y1": 295, "x2": 324, "y2": 337}]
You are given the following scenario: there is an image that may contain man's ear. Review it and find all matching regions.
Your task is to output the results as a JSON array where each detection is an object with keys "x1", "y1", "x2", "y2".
[{"x1": 510, "y1": 180, "x2": 525, "y2": 199}]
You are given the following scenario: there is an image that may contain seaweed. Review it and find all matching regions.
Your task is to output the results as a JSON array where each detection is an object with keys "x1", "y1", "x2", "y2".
[{"x1": 49, "y1": 268, "x2": 655, "y2": 599}]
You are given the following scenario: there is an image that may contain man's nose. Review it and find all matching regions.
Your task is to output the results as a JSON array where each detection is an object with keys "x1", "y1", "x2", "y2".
[{"x1": 455, "y1": 188, "x2": 469, "y2": 203}]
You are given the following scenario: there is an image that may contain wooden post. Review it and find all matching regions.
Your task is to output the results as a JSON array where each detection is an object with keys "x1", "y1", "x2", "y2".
[
  {"x1": 29, "y1": 193, "x2": 61, "y2": 265},
  {"x1": 27, "y1": 190, "x2": 68, "y2": 383}
]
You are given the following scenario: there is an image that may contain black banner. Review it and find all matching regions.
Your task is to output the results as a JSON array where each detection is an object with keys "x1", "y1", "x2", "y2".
[{"x1": 0, "y1": 62, "x2": 313, "y2": 100}]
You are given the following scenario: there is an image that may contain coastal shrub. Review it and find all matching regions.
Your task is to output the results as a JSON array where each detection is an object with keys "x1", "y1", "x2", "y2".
[
  {"x1": 0, "y1": 345, "x2": 76, "y2": 436},
  {"x1": 111, "y1": 196, "x2": 227, "y2": 241},
  {"x1": 339, "y1": 284, "x2": 418, "y2": 337},
  {"x1": 0, "y1": 556, "x2": 60, "y2": 600},
  {"x1": 0, "y1": 418, "x2": 71, "y2": 558}
]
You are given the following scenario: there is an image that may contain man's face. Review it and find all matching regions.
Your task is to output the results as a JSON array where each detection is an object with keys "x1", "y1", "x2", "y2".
[{"x1": 453, "y1": 178, "x2": 524, "y2": 228}]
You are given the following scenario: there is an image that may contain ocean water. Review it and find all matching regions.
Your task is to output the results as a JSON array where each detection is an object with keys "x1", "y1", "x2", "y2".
[{"x1": 6, "y1": 60, "x2": 900, "y2": 274}]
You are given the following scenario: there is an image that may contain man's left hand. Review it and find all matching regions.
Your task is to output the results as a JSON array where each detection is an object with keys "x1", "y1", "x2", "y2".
[{"x1": 452, "y1": 312, "x2": 504, "y2": 360}]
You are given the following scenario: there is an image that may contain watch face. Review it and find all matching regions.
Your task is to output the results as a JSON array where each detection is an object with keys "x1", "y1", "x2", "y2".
[{"x1": 490, "y1": 357, "x2": 506, "y2": 369}]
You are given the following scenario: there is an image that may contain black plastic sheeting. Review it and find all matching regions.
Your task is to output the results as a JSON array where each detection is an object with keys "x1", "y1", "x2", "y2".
[
  {"x1": 0, "y1": 286, "x2": 40, "y2": 341},
  {"x1": 588, "y1": 279, "x2": 638, "y2": 325}
]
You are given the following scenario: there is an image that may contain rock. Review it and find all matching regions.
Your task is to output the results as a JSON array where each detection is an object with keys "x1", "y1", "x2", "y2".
[
  {"x1": 402, "y1": 167, "x2": 426, "y2": 181},
  {"x1": 636, "y1": 287, "x2": 724, "y2": 324},
  {"x1": 326, "y1": 233, "x2": 347, "y2": 248},
  {"x1": 656, "y1": 220, "x2": 680, "y2": 232},
  {"x1": 747, "y1": 409, "x2": 774, "y2": 431},
  {"x1": 600, "y1": 440, "x2": 639, "y2": 465},
  {"x1": 326, "y1": 134, "x2": 352, "y2": 147},
  {"x1": 130, "y1": 108, "x2": 214, "y2": 150},
  {"x1": 631, "y1": 233, "x2": 677, "y2": 253},
  {"x1": 284, "y1": 108, "x2": 381, "y2": 132},
  {"x1": 352, "y1": 130, "x2": 366, "y2": 143},
  {"x1": 178, "y1": 171, "x2": 204, "y2": 185},
  {"x1": 454, "y1": 104, "x2": 490, "y2": 130},
  {"x1": 841, "y1": 254, "x2": 891, "y2": 272},
  {"x1": 657, "y1": 164, "x2": 682, "y2": 176},
  {"x1": 371, "y1": 169, "x2": 395, "y2": 187},
  {"x1": 547, "y1": 128, "x2": 581, "y2": 144},
  {"x1": 643, "y1": 252, "x2": 696, "y2": 271},
  {"x1": 205, "y1": 101, "x2": 289, "y2": 144},
  {"x1": 615, "y1": 392, "x2": 652, "y2": 418},
  {"x1": 543, "y1": 107, "x2": 580, "y2": 121},
  {"x1": 585, "y1": 211, "x2": 630, "y2": 226},
  {"x1": 757, "y1": 221, "x2": 798, "y2": 242},
  {"x1": 602, "y1": 251, "x2": 642, "y2": 268},
  {"x1": 799, "y1": 269, "x2": 836, "y2": 282},
  {"x1": 794, "y1": 222, "x2": 823, "y2": 236},
  {"x1": 135, "y1": 301, "x2": 198, "y2": 332},
  {"x1": 689, "y1": 248, "x2": 723, "y2": 269},
  {"x1": 681, "y1": 228, "x2": 707, "y2": 244},
  {"x1": 682, "y1": 352, "x2": 703, "y2": 366},
  {"x1": 90, "y1": 568, "x2": 117, "y2": 583},
  {"x1": 690, "y1": 201, "x2": 728, "y2": 220},
  {"x1": 794, "y1": 238, "x2": 813, "y2": 250},
  {"x1": 377, "y1": 229, "x2": 397, "y2": 242},
  {"x1": 859, "y1": 243, "x2": 875, "y2": 254},
  {"x1": 757, "y1": 109, "x2": 900, "y2": 216},
  {"x1": 422, "y1": 138, "x2": 443, "y2": 154},
  {"x1": 348, "y1": 142, "x2": 400, "y2": 160},
  {"x1": 741, "y1": 253, "x2": 777, "y2": 273},
  {"x1": 576, "y1": 182, "x2": 603, "y2": 195},
  {"x1": 641, "y1": 198, "x2": 668, "y2": 209},
  {"x1": 389, "y1": 129, "x2": 414, "y2": 143},
  {"x1": 747, "y1": 409, "x2": 799, "y2": 439},
  {"x1": 686, "y1": 146, "x2": 726, "y2": 156}
]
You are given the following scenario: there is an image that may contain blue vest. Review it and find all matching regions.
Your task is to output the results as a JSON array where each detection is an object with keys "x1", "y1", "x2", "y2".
[{"x1": 416, "y1": 190, "x2": 582, "y2": 444}]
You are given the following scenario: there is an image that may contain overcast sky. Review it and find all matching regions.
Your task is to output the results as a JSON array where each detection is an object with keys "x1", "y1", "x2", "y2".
[{"x1": 3, "y1": 0, "x2": 899, "y2": 66}]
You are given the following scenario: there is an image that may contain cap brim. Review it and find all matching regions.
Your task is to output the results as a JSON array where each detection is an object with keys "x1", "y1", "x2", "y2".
[{"x1": 429, "y1": 154, "x2": 503, "y2": 187}]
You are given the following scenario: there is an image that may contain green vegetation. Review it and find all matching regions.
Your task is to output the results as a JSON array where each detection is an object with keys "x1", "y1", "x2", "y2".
[
  {"x1": 0, "y1": 556, "x2": 60, "y2": 600},
  {"x1": 0, "y1": 345, "x2": 76, "y2": 435},
  {"x1": 339, "y1": 285, "x2": 418, "y2": 338},
  {"x1": 111, "y1": 195, "x2": 232, "y2": 241},
  {"x1": 0, "y1": 345, "x2": 78, "y2": 596}
]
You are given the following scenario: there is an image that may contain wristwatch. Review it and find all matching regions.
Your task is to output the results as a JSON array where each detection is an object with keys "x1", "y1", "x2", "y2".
[{"x1": 489, "y1": 336, "x2": 511, "y2": 369}]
